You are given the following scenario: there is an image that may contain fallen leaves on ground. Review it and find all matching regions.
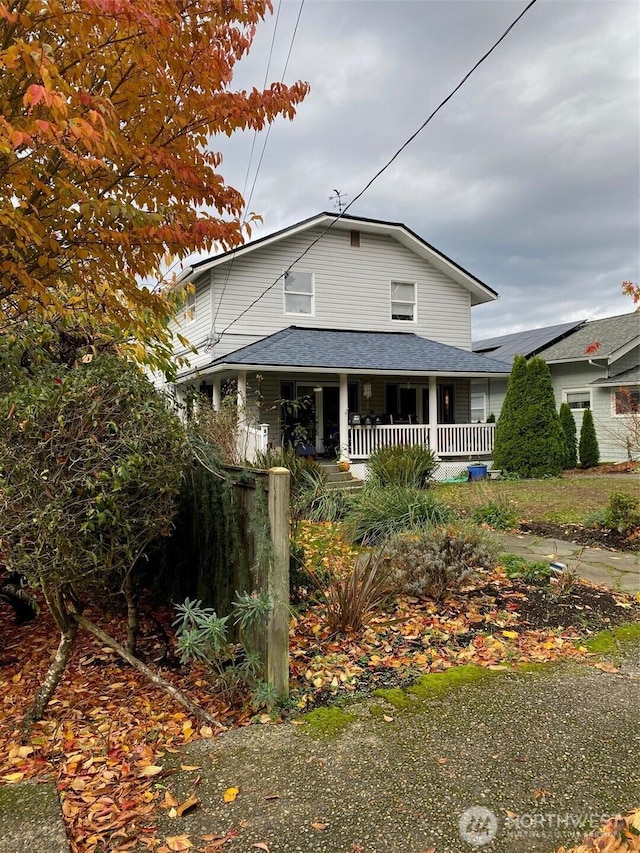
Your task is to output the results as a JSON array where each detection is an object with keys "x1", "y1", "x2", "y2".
[
  {"x1": 0, "y1": 602, "x2": 254, "y2": 853},
  {"x1": 1, "y1": 520, "x2": 638, "y2": 853},
  {"x1": 555, "y1": 808, "x2": 640, "y2": 852},
  {"x1": 288, "y1": 522, "x2": 640, "y2": 709}
]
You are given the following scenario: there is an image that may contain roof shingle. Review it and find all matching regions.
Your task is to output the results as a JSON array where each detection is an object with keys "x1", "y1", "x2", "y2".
[{"x1": 211, "y1": 327, "x2": 510, "y2": 375}]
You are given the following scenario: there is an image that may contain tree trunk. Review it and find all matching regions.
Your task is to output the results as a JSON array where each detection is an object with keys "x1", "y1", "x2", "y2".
[
  {"x1": 123, "y1": 572, "x2": 138, "y2": 656},
  {"x1": 24, "y1": 621, "x2": 77, "y2": 728},
  {"x1": 24, "y1": 580, "x2": 77, "y2": 730},
  {"x1": 72, "y1": 612, "x2": 224, "y2": 729}
]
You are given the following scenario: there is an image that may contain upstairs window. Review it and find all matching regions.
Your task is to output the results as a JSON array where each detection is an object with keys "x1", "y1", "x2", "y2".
[
  {"x1": 284, "y1": 270, "x2": 314, "y2": 315},
  {"x1": 390, "y1": 281, "x2": 416, "y2": 321},
  {"x1": 565, "y1": 389, "x2": 591, "y2": 410}
]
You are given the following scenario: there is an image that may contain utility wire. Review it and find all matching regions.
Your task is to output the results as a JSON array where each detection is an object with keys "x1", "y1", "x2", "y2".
[
  {"x1": 220, "y1": 0, "x2": 538, "y2": 337},
  {"x1": 211, "y1": 0, "x2": 305, "y2": 339}
]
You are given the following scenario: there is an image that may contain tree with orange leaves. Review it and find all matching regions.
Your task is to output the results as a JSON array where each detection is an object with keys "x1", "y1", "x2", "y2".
[{"x1": 0, "y1": 0, "x2": 308, "y2": 371}]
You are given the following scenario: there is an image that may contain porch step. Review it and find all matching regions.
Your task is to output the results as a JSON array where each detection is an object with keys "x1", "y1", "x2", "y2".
[
  {"x1": 325, "y1": 477, "x2": 364, "y2": 493},
  {"x1": 318, "y1": 463, "x2": 364, "y2": 493}
]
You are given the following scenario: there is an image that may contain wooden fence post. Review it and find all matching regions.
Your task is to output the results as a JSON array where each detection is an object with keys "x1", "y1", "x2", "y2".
[{"x1": 267, "y1": 466, "x2": 290, "y2": 696}]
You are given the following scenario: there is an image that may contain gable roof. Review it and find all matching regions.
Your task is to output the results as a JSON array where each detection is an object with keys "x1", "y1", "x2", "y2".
[
  {"x1": 539, "y1": 312, "x2": 639, "y2": 364},
  {"x1": 472, "y1": 319, "x2": 585, "y2": 364},
  {"x1": 178, "y1": 211, "x2": 498, "y2": 306},
  {"x1": 205, "y1": 326, "x2": 510, "y2": 377}
]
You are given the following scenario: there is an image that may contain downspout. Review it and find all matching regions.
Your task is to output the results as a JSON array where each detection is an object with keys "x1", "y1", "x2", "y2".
[{"x1": 588, "y1": 359, "x2": 609, "y2": 379}]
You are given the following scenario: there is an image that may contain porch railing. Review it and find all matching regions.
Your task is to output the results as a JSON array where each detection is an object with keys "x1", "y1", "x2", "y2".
[
  {"x1": 238, "y1": 423, "x2": 269, "y2": 464},
  {"x1": 348, "y1": 423, "x2": 495, "y2": 459},
  {"x1": 349, "y1": 424, "x2": 431, "y2": 459},
  {"x1": 437, "y1": 423, "x2": 495, "y2": 457}
]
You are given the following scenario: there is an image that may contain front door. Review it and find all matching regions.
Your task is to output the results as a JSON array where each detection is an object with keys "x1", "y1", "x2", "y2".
[
  {"x1": 322, "y1": 387, "x2": 340, "y2": 457},
  {"x1": 281, "y1": 384, "x2": 316, "y2": 453}
]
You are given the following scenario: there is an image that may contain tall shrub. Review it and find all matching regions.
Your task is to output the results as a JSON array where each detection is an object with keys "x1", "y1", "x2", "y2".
[
  {"x1": 492, "y1": 354, "x2": 528, "y2": 474},
  {"x1": 493, "y1": 356, "x2": 564, "y2": 478},
  {"x1": 579, "y1": 407, "x2": 600, "y2": 468},
  {"x1": 559, "y1": 402, "x2": 578, "y2": 469},
  {"x1": 522, "y1": 358, "x2": 564, "y2": 478},
  {"x1": 0, "y1": 332, "x2": 190, "y2": 720}
]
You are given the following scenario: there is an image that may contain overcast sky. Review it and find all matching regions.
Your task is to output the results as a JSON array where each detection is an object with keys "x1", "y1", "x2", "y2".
[{"x1": 206, "y1": 0, "x2": 639, "y2": 340}]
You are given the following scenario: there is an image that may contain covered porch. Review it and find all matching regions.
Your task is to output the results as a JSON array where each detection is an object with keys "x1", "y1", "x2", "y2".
[{"x1": 180, "y1": 327, "x2": 509, "y2": 466}]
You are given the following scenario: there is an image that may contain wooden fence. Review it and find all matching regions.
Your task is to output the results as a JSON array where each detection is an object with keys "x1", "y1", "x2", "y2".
[{"x1": 229, "y1": 465, "x2": 290, "y2": 697}]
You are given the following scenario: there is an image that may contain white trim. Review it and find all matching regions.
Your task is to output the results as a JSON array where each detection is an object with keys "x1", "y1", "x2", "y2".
[
  {"x1": 177, "y1": 213, "x2": 498, "y2": 305},
  {"x1": 178, "y1": 288, "x2": 197, "y2": 326},
  {"x1": 390, "y1": 280, "x2": 417, "y2": 323},
  {"x1": 283, "y1": 269, "x2": 315, "y2": 317},
  {"x1": 470, "y1": 391, "x2": 487, "y2": 423},
  {"x1": 608, "y1": 336, "x2": 640, "y2": 364},
  {"x1": 177, "y1": 363, "x2": 510, "y2": 381},
  {"x1": 612, "y1": 387, "x2": 640, "y2": 417}
]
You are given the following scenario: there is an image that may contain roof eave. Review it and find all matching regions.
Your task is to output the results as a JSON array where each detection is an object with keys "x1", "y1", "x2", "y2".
[{"x1": 178, "y1": 363, "x2": 509, "y2": 380}]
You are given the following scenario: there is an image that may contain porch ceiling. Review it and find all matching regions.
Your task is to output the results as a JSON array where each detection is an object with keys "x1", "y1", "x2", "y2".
[{"x1": 201, "y1": 327, "x2": 510, "y2": 378}]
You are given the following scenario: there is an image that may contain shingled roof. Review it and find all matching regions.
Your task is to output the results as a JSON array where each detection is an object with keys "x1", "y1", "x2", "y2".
[
  {"x1": 209, "y1": 327, "x2": 509, "y2": 376},
  {"x1": 539, "y1": 313, "x2": 639, "y2": 363}
]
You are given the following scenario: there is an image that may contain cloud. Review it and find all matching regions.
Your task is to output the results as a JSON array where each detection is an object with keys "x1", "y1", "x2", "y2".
[{"x1": 205, "y1": 0, "x2": 639, "y2": 338}]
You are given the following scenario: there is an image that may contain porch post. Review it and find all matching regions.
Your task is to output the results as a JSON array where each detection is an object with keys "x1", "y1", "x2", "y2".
[
  {"x1": 314, "y1": 386, "x2": 323, "y2": 455},
  {"x1": 339, "y1": 373, "x2": 349, "y2": 459},
  {"x1": 237, "y1": 371, "x2": 247, "y2": 417},
  {"x1": 212, "y1": 376, "x2": 221, "y2": 411},
  {"x1": 428, "y1": 376, "x2": 439, "y2": 457}
]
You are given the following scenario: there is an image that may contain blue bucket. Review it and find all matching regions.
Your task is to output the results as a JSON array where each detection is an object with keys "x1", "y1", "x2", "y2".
[{"x1": 467, "y1": 464, "x2": 488, "y2": 481}]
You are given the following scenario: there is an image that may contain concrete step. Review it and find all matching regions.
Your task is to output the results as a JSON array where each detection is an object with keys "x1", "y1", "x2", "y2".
[
  {"x1": 324, "y1": 470, "x2": 354, "y2": 483},
  {"x1": 325, "y1": 477, "x2": 364, "y2": 493}
]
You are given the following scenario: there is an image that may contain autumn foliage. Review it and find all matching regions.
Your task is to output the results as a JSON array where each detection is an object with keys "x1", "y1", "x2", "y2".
[{"x1": 0, "y1": 0, "x2": 308, "y2": 366}]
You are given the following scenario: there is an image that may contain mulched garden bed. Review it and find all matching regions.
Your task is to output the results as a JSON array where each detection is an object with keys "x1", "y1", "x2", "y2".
[
  {"x1": 482, "y1": 576, "x2": 640, "y2": 632},
  {"x1": 519, "y1": 520, "x2": 639, "y2": 552}
]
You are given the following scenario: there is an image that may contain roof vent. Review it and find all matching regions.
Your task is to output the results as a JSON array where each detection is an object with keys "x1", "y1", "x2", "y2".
[{"x1": 350, "y1": 230, "x2": 360, "y2": 248}]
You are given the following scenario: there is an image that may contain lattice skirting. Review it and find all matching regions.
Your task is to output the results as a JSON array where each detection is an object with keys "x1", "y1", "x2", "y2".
[{"x1": 350, "y1": 460, "x2": 495, "y2": 483}]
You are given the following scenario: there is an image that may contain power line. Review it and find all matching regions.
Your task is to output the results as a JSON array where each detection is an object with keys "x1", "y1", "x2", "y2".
[
  {"x1": 210, "y1": 0, "x2": 305, "y2": 343},
  {"x1": 220, "y1": 0, "x2": 538, "y2": 337}
]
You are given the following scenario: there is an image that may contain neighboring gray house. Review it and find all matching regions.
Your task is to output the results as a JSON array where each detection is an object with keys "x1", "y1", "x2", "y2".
[
  {"x1": 169, "y1": 212, "x2": 509, "y2": 465},
  {"x1": 472, "y1": 312, "x2": 640, "y2": 463}
]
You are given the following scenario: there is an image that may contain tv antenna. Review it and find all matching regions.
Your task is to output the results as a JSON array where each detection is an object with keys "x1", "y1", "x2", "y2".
[{"x1": 329, "y1": 189, "x2": 347, "y2": 213}]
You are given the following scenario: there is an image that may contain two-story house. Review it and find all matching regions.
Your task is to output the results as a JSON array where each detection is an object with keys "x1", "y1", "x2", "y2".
[{"x1": 169, "y1": 211, "x2": 509, "y2": 474}]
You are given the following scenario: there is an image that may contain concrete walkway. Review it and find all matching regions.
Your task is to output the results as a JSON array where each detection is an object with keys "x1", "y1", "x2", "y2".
[
  {"x1": 0, "y1": 781, "x2": 70, "y2": 853},
  {"x1": 157, "y1": 640, "x2": 640, "y2": 853},
  {"x1": 497, "y1": 531, "x2": 640, "y2": 594}
]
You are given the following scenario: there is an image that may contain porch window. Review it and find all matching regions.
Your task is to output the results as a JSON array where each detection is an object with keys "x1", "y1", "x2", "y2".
[
  {"x1": 385, "y1": 383, "x2": 417, "y2": 422},
  {"x1": 564, "y1": 389, "x2": 591, "y2": 410},
  {"x1": 284, "y1": 270, "x2": 314, "y2": 315},
  {"x1": 471, "y1": 393, "x2": 486, "y2": 423},
  {"x1": 613, "y1": 387, "x2": 640, "y2": 415},
  {"x1": 439, "y1": 384, "x2": 455, "y2": 424},
  {"x1": 348, "y1": 382, "x2": 360, "y2": 414},
  {"x1": 390, "y1": 281, "x2": 416, "y2": 322}
]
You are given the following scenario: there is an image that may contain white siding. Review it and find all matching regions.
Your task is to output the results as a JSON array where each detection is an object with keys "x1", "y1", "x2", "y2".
[{"x1": 172, "y1": 226, "x2": 473, "y2": 365}]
